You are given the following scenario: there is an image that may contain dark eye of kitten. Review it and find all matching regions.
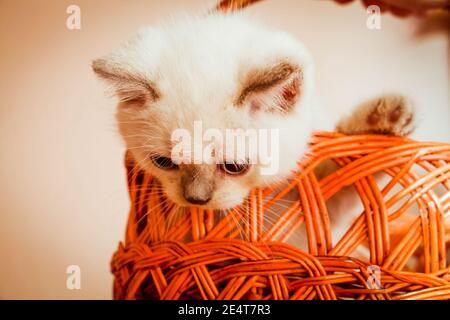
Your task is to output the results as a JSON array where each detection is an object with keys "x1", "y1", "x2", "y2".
[
  {"x1": 219, "y1": 162, "x2": 250, "y2": 176},
  {"x1": 151, "y1": 155, "x2": 178, "y2": 170}
]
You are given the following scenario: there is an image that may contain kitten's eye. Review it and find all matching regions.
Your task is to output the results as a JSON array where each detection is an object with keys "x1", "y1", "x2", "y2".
[
  {"x1": 151, "y1": 155, "x2": 178, "y2": 170},
  {"x1": 219, "y1": 162, "x2": 250, "y2": 176}
]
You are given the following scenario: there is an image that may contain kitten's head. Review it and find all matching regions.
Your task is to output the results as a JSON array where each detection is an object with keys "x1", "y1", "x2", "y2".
[{"x1": 93, "y1": 13, "x2": 315, "y2": 209}]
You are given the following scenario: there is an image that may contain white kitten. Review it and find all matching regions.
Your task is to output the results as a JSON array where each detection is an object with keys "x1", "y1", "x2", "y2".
[{"x1": 93, "y1": 13, "x2": 415, "y2": 239}]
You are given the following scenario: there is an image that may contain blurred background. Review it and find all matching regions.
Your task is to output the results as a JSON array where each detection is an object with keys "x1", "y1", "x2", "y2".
[{"x1": 0, "y1": 0, "x2": 448, "y2": 299}]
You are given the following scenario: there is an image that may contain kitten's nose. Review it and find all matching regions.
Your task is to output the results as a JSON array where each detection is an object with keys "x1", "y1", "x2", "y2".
[
  {"x1": 184, "y1": 195, "x2": 211, "y2": 205},
  {"x1": 181, "y1": 164, "x2": 215, "y2": 206}
]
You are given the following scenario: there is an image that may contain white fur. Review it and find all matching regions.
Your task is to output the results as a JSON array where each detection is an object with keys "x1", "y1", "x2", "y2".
[{"x1": 94, "y1": 13, "x2": 316, "y2": 209}]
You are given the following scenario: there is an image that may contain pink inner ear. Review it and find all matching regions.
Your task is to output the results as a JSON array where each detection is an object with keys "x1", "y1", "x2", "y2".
[
  {"x1": 249, "y1": 73, "x2": 302, "y2": 114},
  {"x1": 282, "y1": 76, "x2": 301, "y2": 105}
]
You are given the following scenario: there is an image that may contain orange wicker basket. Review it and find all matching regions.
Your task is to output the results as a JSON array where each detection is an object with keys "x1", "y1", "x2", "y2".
[
  {"x1": 111, "y1": 132, "x2": 450, "y2": 300},
  {"x1": 110, "y1": 0, "x2": 449, "y2": 300}
]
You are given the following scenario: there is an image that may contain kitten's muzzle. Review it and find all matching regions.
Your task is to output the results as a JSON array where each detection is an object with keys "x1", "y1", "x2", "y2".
[{"x1": 181, "y1": 164, "x2": 216, "y2": 206}]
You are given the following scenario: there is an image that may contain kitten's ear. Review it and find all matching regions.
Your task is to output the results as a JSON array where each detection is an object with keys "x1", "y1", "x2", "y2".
[
  {"x1": 236, "y1": 61, "x2": 302, "y2": 114},
  {"x1": 92, "y1": 57, "x2": 160, "y2": 107}
]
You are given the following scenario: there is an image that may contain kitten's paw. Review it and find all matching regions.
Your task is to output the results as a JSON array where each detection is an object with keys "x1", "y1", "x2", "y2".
[
  {"x1": 337, "y1": 95, "x2": 416, "y2": 137},
  {"x1": 365, "y1": 95, "x2": 415, "y2": 136}
]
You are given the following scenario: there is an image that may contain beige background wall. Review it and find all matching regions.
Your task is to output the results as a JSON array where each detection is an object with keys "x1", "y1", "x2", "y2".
[{"x1": 0, "y1": 0, "x2": 448, "y2": 299}]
